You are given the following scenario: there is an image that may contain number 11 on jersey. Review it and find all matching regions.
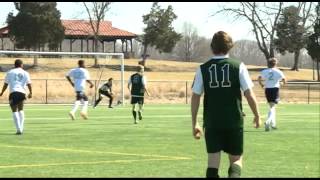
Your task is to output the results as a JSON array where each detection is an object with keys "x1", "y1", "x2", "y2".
[{"x1": 209, "y1": 64, "x2": 231, "y2": 88}]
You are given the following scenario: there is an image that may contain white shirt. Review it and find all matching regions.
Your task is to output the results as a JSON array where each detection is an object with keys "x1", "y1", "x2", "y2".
[
  {"x1": 192, "y1": 55, "x2": 254, "y2": 95},
  {"x1": 67, "y1": 68, "x2": 90, "y2": 92},
  {"x1": 260, "y1": 68, "x2": 285, "y2": 88},
  {"x1": 5, "y1": 68, "x2": 31, "y2": 94}
]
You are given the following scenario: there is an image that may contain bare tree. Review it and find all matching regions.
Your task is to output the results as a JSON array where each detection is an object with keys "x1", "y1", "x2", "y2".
[
  {"x1": 83, "y1": 2, "x2": 111, "y2": 67},
  {"x1": 213, "y1": 2, "x2": 283, "y2": 65},
  {"x1": 290, "y1": 2, "x2": 315, "y2": 71},
  {"x1": 178, "y1": 22, "x2": 200, "y2": 61}
]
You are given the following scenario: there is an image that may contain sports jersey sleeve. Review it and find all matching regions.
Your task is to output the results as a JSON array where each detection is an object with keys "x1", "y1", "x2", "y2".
[
  {"x1": 85, "y1": 70, "x2": 90, "y2": 80},
  {"x1": 26, "y1": 72, "x2": 31, "y2": 84},
  {"x1": 66, "y1": 69, "x2": 73, "y2": 78},
  {"x1": 239, "y1": 63, "x2": 254, "y2": 92},
  {"x1": 128, "y1": 77, "x2": 132, "y2": 86},
  {"x1": 280, "y1": 71, "x2": 285, "y2": 79},
  {"x1": 192, "y1": 67, "x2": 204, "y2": 95},
  {"x1": 142, "y1": 76, "x2": 147, "y2": 86},
  {"x1": 4, "y1": 72, "x2": 9, "y2": 84}
]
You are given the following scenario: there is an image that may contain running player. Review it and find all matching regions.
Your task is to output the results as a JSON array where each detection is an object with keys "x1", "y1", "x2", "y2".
[
  {"x1": 0, "y1": 59, "x2": 32, "y2": 135},
  {"x1": 258, "y1": 58, "x2": 286, "y2": 131},
  {"x1": 66, "y1": 60, "x2": 94, "y2": 120}
]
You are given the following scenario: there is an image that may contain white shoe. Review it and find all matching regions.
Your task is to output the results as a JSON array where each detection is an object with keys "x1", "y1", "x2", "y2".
[
  {"x1": 80, "y1": 112, "x2": 88, "y2": 120},
  {"x1": 69, "y1": 111, "x2": 75, "y2": 120}
]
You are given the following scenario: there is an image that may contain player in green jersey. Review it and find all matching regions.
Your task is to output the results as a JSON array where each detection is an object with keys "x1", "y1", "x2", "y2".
[
  {"x1": 128, "y1": 65, "x2": 150, "y2": 124},
  {"x1": 191, "y1": 31, "x2": 261, "y2": 178}
]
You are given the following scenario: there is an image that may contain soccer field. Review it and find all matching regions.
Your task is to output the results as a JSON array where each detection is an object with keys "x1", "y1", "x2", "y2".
[{"x1": 0, "y1": 103, "x2": 319, "y2": 177}]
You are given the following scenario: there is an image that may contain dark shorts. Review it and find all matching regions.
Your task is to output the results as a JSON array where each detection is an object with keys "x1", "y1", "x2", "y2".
[
  {"x1": 131, "y1": 96, "x2": 144, "y2": 105},
  {"x1": 9, "y1": 92, "x2": 26, "y2": 106},
  {"x1": 99, "y1": 90, "x2": 112, "y2": 99},
  {"x1": 76, "y1": 91, "x2": 88, "y2": 101},
  {"x1": 265, "y1": 88, "x2": 280, "y2": 104},
  {"x1": 204, "y1": 128, "x2": 243, "y2": 155}
]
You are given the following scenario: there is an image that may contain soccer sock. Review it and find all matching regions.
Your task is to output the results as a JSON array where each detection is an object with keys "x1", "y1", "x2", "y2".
[
  {"x1": 138, "y1": 111, "x2": 142, "y2": 120},
  {"x1": 81, "y1": 101, "x2": 89, "y2": 113},
  {"x1": 266, "y1": 109, "x2": 272, "y2": 125},
  {"x1": 206, "y1": 168, "x2": 219, "y2": 178},
  {"x1": 12, "y1": 112, "x2": 21, "y2": 132},
  {"x1": 271, "y1": 107, "x2": 276, "y2": 127},
  {"x1": 71, "y1": 100, "x2": 80, "y2": 113},
  {"x1": 132, "y1": 111, "x2": 137, "y2": 120},
  {"x1": 228, "y1": 164, "x2": 241, "y2": 178},
  {"x1": 109, "y1": 97, "x2": 113, "y2": 107},
  {"x1": 18, "y1": 111, "x2": 25, "y2": 132}
]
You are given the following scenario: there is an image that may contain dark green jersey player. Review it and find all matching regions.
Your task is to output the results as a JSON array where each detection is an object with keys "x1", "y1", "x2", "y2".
[
  {"x1": 128, "y1": 65, "x2": 150, "y2": 124},
  {"x1": 191, "y1": 31, "x2": 261, "y2": 178},
  {"x1": 93, "y1": 78, "x2": 114, "y2": 109}
]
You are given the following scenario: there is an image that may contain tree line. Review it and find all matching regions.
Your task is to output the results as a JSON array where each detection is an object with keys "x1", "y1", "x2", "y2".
[{"x1": 3, "y1": 2, "x2": 320, "y2": 80}]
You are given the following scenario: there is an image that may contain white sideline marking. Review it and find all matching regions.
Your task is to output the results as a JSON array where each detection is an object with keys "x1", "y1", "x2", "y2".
[
  {"x1": 0, "y1": 158, "x2": 187, "y2": 169},
  {"x1": 0, "y1": 113, "x2": 318, "y2": 121},
  {"x1": 0, "y1": 144, "x2": 191, "y2": 160}
]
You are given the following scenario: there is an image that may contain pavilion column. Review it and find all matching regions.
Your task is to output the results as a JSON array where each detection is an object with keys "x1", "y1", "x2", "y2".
[
  {"x1": 59, "y1": 42, "x2": 62, "y2": 52},
  {"x1": 87, "y1": 39, "x2": 89, "y2": 52},
  {"x1": 125, "y1": 40, "x2": 128, "y2": 52},
  {"x1": 1, "y1": 37, "x2": 3, "y2": 50},
  {"x1": 81, "y1": 39, "x2": 83, "y2": 52},
  {"x1": 130, "y1": 39, "x2": 133, "y2": 53},
  {"x1": 121, "y1": 39, "x2": 124, "y2": 52},
  {"x1": 70, "y1": 39, "x2": 72, "y2": 52},
  {"x1": 92, "y1": 39, "x2": 95, "y2": 52},
  {"x1": 102, "y1": 40, "x2": 104, "y2": 52},
  {"x1": 113, "y1": 40, "x2": 116, "y2": 53}
]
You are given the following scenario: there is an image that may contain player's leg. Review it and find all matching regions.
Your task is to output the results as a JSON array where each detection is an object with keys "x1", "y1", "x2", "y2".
[
  {"x1": 264, "y1": 88, "x2": 273, "y2": 131},
  {"x1": 80, "y1": 93, "x2": 89, "y2": 119},
  {"x1": 69, "y1": 92, "x2": 81, "y2": 120},
  {"x1": 207, "y1": 153, "x2": 221, "y2": 178},
  {"x1": 137, "y1": 98, "x2": 144, "y2": 120},
  {"x1": 9, "y1": 93, "x2": 22, "y2": 134},
  {"x1": 94, "y1": 91, "x2": 103, "y2": 108},
  {"x1": 105, "y1": 93, "x2": 113, "y2": 108},
  {"x1": 228, "y1": 155, "x2": 243, "y2": 178},
  {"x1": 205, "y1": 128, "x2": 222, "y2": 178},
  {"x1": 131, "y1": 97, "x2": 138, "y2": 123},
  {"x1": 226, "y1": 128, "x2": 243, "y2": 178},
  {"x1": 270, "y1": 88, "x2": 279, "y2": 129},
  {"x1": 17, "y1": 101, "x2": 25, "y2": 133}
]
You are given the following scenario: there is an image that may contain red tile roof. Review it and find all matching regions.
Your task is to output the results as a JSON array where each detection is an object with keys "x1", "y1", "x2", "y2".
[{"x1": 0, "y1": 19, "x2": 137, "y2": 38}]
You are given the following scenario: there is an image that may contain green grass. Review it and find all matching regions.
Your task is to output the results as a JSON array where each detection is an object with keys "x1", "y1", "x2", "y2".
[{"x1": 0, "y1": 103, "x2": 319, "y2": 177}]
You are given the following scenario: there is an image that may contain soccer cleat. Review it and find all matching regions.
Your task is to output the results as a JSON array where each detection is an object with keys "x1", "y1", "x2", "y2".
[
  {"x1": 69, "y1": 111, "x2": 75, "y2": 120},
  {"x1": 264, "y1": 122, "x2": 270, "y2": 132},
  {"x1": 15, "y1": 131, "x2": 22, "y2": 135},
  {"x1": 271, "y1": 126, "x2": 278, "y2": 130},
  {"x1": 109, "y1": 106, "x2": 113, "y2": 108},
  {"x1": 138, "y1": 113, "x2": 142, "y2": 120},
  {"x1": 134, "y1": 120, "x2": 139, "y2": 124},
  {"x1": 80, "y1": 112, "x2": 88, "y2": 120}
]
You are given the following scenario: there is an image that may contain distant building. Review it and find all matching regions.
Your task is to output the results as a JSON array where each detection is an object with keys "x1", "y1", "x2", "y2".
[{"x1": 0, "y1": 19, "x2": 137, "y2": 58}]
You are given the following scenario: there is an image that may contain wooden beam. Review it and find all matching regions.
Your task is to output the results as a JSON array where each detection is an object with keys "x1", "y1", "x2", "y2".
[
  {"x1": 114, "y1": 40, "x2": 116, "y2": 53},
  {"x1": 70, "y1": 39, "x2": 72, "y2": 52},
  {"x1": 87, "y1": 39, "x2": 89, "y2": 52},
  {"x1": 125, "y1": 40, "x2": 128, "y2": 52},
  {"x1": 130, "y1": 39, "x2": 133, "y2": 53},
  {"x1": 102, "y1": 41, "x2": 104, "y2": 52},
  {"x1": 81, "y1": 39, "x2": 83, "y2": 52}
]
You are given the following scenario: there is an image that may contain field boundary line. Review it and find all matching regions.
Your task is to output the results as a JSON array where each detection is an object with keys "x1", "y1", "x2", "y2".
[
  {"x1": 0, "y1": 144, "x2": 191, "y2": 160},
  {"x1": 0, "y1": 158, "x2": 189, "y2": 169}
]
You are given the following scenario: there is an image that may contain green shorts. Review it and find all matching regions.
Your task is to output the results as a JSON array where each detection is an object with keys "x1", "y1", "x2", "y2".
[{"x1": 204, "y1": 127, "x2": 243, "y2": 155}]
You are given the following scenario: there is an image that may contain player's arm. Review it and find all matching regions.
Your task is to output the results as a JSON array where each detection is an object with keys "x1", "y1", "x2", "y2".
[
  {"x1": 244, "y1": 89, "x2": 261, "y2": 128},
  {"x1": 127, "y1": 78, "x2": 131, "y2": 92},
  {"x1": 191, "y1": 67, "x2": 203, "y2": 139},
  {"x1": 0, "y1": 83, "x2": 8, "y2": 96},
  {"x1": 27, "y1": 83, "x2": 32, "y2": 98},
  {"x1": 66, "y1": 76, "x2": 74, "y2": 87},
  {"x1": 86, "y1": 80, "x2": 94, "y2": 88},
  {"x1": 258, "y1": 76, "x2": 264, "y2": 88},
  {"x1": 191, "y1": 92, "x2": 202, "y2": 139},
  {"x1": 142, "y1": 76, "x2": 150, "y2": 96}
]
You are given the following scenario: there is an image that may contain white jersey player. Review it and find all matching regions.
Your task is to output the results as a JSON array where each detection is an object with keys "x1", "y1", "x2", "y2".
[
  {"x1": 66, "y1": 60, "x2": 94, "y2": 120},
  {"x1": 258, "y1": 58, "x2": 286, "y2": 131},
  {"x1": 0, "y1": 59, "x2": 32, "y2": 135}
]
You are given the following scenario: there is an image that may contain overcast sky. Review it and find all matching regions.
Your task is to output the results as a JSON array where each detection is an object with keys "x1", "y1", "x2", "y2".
[{"x1": 0, "y1": 2, "x2": 257, "y2": 41}]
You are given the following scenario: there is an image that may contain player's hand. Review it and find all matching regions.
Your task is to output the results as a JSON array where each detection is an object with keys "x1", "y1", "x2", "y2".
[
  {"x1": 28, "y1": 93, "x2": 32, "y2": 99},
  {"x1": 90, "y1": 84, "x2": 94, "y2": 88},
  {"x1": 253, "y1": 115, "x2": 261, "y2": 128},
  {"x1": 0, "y1": 92, "x2": 3, "y2": 96},
  {"x1": 193, "y1": 124, "x2": 202, "y2": 140},
  {"x1": 71, "y1": 83, "x2": 74, "y2": 87}
]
